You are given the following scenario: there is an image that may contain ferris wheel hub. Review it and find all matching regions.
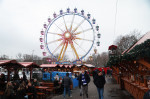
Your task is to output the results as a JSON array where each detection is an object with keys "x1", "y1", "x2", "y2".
[{"x1": 64, "y1": 32, "x2": 71, "y2": 39}]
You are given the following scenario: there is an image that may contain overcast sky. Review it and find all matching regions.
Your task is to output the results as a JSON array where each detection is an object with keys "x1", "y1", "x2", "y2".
[{"x1": 0, "y1": 0, "x2": 150, "y2": 60}]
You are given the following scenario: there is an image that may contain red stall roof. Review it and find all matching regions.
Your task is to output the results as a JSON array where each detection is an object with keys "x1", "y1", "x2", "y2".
[
  {"x1": 40, "y1": 64, "x2": 57, "y2": 68},
  {"x1": 0, "y1": 60, "x2": 17, "y2": 65},
  {"x1": 19, "y1": 62, "x2": 40, "y2": 68},
  {"x1": 0, "y1": 60, "x2": 23, "y2": 68}
]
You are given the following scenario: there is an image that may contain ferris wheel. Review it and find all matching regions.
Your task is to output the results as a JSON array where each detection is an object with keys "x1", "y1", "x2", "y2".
[{"x1": 39, "y1": 8, "x2": 101, "y2": 63}]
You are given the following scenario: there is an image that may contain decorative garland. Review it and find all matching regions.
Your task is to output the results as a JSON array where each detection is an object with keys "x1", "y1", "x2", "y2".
[{"x1": 107, "y1": 39, "x2": 150, "y2": 66}]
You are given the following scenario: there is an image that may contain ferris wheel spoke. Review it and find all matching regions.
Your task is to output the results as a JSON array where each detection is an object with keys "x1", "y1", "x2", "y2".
[
  {"x1": 73, "y1": 40, "x2": 87, "y2": 53},
  {"x1": 69, "y1": 41, "x2": 79, "y2": 60},
  {"x1": 74, "y1": 28, "x2": 92, "y2": 35},
  {"x1": 52, "y1": 41, "x2": 64, "y2": 54},
  {"x1": 58, "y1": 43, "x2": 65, "y2": 61},
  {"x1": 47, "y1": 38, "x2": 62, "y2": 45},
  {"x1": 48, "y1": 32, "x2": 62, "y2": 36},
  {"x1": 54, "y1": 23, "x2": 65, "y2": 33},
  {"x1": 60, "y1": 42, "x2": 68, "y2": 60},
  {"x1": 75, "y1": 37, "x2": 93, "y2": 42},
  {"x1": 63, "y1": 16, "x2": 68, "y2": 31},
  {"x1": 72, "y1": 19, "x2": 85, "y2": 33},
  {"x1": 70, "y1": 45, "x2": 76, "y2": 59},
  {"x1": 69, "y1": 14, "x2": 75, "y2": 31}
]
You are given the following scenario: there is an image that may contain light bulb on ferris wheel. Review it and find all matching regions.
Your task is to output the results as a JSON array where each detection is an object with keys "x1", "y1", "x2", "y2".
[{"x1": 39, "y1": 8, "x2": 101, "y2": 63}]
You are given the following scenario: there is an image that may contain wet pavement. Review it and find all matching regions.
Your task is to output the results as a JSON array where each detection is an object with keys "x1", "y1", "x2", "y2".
[{"x1": 49, "y1": 76, "x2": 134, "y2": 99}]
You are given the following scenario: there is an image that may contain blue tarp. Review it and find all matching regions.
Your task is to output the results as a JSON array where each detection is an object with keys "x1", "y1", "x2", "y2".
[
  {"x1": 42, "y1": 71, "x2": 72, "y2": 81},
  {"x1": 42, "y1": 71, "x2": 79, "y2": 88},
  {"x1": 51, "y1": 71, "x2": 72, "y2": 81},
  {"x1": 73, "y1": 78, "x2": 79, "y2": 88},
  {"x1": 42, "y1": 72, "x2": 50, "y2": 80}
]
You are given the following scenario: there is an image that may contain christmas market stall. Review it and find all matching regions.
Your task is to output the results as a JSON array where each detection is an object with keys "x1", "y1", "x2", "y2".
[
  {"x1": 107, "y1": 32, "x2": 150, "y2": 99},
  {"x1": 0, "y1": 60, "x2": 24, "y2": 81},
  {"x1": 19, "y1": 62, "x2": 40, "y2": 80}
]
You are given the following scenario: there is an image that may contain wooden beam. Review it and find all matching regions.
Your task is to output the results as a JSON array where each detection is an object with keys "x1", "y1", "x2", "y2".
[{"x1": 138, "y1": 59, "x2": 150, "y2": 69}]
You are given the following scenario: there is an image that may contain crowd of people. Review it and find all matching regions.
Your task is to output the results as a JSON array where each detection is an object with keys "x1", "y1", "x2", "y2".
[
  {"x1": 1, "y1": 68, "x2": 150, "y2": 99},
  {"x1": 59, "y1": 68, "x2": 106, "y2": 99},
  {"x1": 0, "y1": 68, "x2": 107, "y2": 99},
  {"x1": 4, "y1": 80, "x2": 37, "y2": 99},
  {"x1": 0, "y1": 72, "x2": 38, "y2": 99}
]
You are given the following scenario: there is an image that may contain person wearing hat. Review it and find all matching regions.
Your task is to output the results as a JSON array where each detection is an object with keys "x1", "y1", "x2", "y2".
[{"x1": 143, "y1": 77, "x2": 150, "y2": 99}]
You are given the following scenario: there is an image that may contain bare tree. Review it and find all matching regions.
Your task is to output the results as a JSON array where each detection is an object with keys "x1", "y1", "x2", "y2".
[
  {"x1": 93, "y1": 54, "x2": 103, "y2": 67},
  {"x1": 0, "y1": 55, "x2": 9, "y2": 60},
  {"x1": 23, "y1": 54, "x2": 33, "y2": 62},
  {"x1": 86, "y1": 52, "x2": 109, "y2": 67},
  {"x1": 16, "y1": 54, "x2": 43, "y2": 65},
  {"x1": 114, "y1": 29, "x2": 141, "y2": 54},
  {"x1": 100, "y1": 52, "x2": 109, "y2": 66},
  {"x1": 33, "y1": 55, "x2": 42, "y2": 65},
  {"x1": 16, "y1": 53, "x2": 23, "y2": 62},
  {"x1": 86, "y1": 53, "x2": 99, "y2": 67}
]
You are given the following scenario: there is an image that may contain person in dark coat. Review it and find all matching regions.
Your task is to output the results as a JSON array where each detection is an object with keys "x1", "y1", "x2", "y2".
[
  {"x1": 13, "y1": 81, "x2": 19, "y2": 94},
  {"x1": 77, "y1": 74, "x2": 82, "y2": 96},
  {"x1": 54, "y1": 78, "x2": 59, "y2": 87},
  {"x1": 54, "y1": 78, "x2": 60, "y2": 93},
  {"x1": 62, "y1": 73, "x2": 72, "y2": 99},
  {"x1": 102, "y1": 69, "x2": 105, "y2": 77},
  {"x1": 92, "y1": 69, "x2": 98, "y2": 79},
  {"x1": 78, "y1": 68, "x2": 90, "y2": 99},
  {"x1": 13, "y1": 71, "x2": 20, "y2": 83},
  {"x1": 32, "y1": 79, "x2": 40, "y2": 86},
  {"x1": 22, "y1": 72, "x2": 27, "y2": 82},
  {"x1": 4, "y1": 82, "x2": 15, "y2": 99},
  {"x1": 26, "y1": 82, "x2": 37, "y2": 99},
  {"x1": 0, "y1": 73, "x2": 6, "y2": 90},
  {"x1": 143, "y1": 77, "x2": 150, "y2": 99},
  {"x1": 94, "y1": 71, "x2": 106, "y2": 99},
  {"x1": 16, "y1": 83, "x2": 26, "y2": 99}
]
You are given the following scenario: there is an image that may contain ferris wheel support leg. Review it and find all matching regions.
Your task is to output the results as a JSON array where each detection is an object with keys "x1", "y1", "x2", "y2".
[
  {"x1": 70, "y1": 42, "x2": 79, "y2": 60},
  {"x1": 60, "y1": 42, "x2": 68, "y2": 61},
  {"x1": 58, "y1": 43, "x2": 65, "y2": 61}
]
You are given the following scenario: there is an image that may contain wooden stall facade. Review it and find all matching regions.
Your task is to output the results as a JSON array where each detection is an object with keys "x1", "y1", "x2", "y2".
[
  {"x1": 112, "y1": 59, "x2": 150, "y2": 99},
  {"x1": 0, "y1": 60, "x2": 24, "y2": 81},
  {"x1": 110, "y1": 32, "x2": 150, "y2": 99}
]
